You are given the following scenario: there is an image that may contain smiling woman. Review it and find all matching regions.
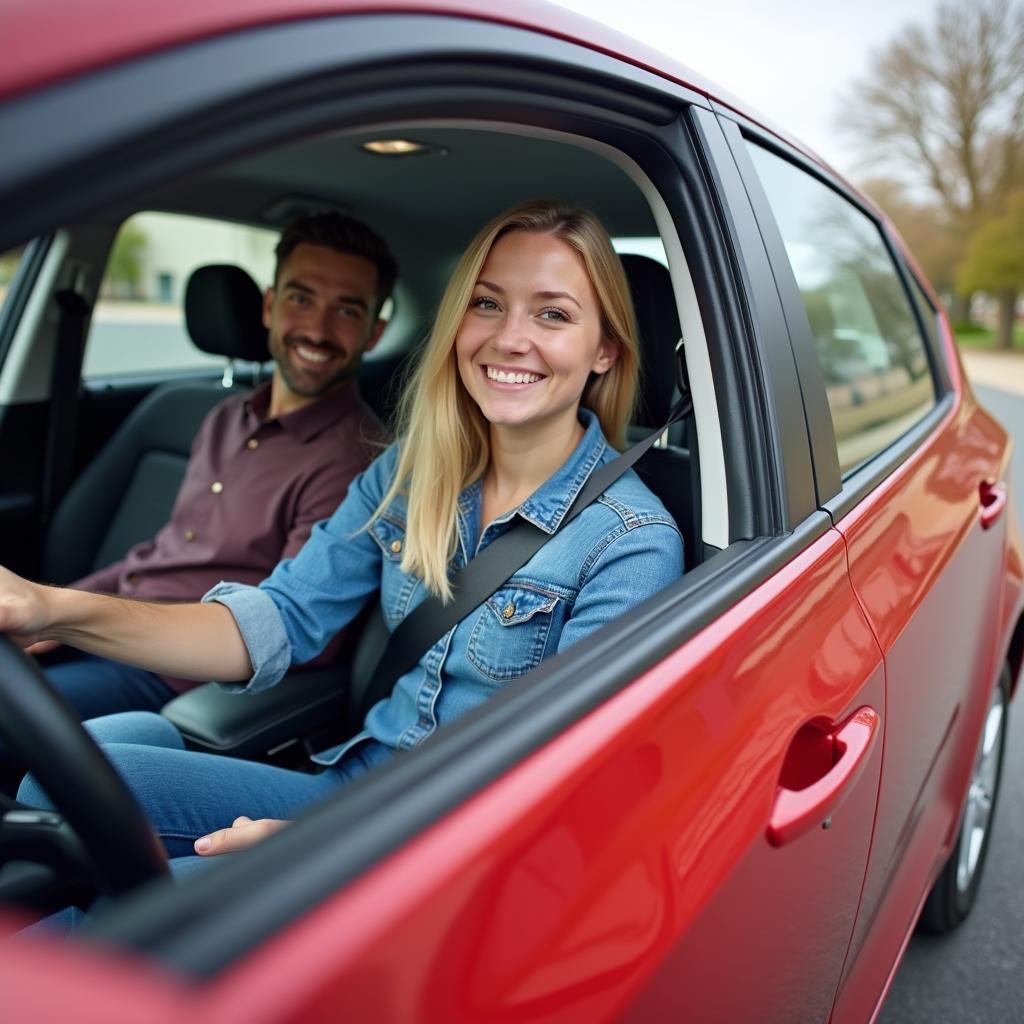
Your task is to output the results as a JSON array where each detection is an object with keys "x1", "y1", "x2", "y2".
[{"x1": 387, "y1": 200, "x2": 643, "y2": 597}]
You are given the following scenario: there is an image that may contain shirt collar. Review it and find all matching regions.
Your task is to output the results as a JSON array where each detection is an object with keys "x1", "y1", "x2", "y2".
[
  {"x1": 245, "y1": 379, "x2": 364, "y2": 443},
  {"x1": 457, "y1": 408, "x2": 609, "y2": 537},
  {"x1": 516, "y1": 408, "x2": 608, "y2": 533}
]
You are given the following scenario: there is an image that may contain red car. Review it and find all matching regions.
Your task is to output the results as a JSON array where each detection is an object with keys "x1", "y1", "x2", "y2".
[{"x1": 0, "y1": 2, "x2": 1020, "y2": 1021}]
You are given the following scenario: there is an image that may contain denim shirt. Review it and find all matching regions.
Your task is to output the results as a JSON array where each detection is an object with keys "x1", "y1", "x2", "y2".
[{"x1": 204, "y1": 409, "x2": 684, "y2": 766}]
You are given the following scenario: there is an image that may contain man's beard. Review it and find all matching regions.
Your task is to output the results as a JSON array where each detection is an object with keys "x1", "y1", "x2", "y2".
[{"x1": 273, "y1": 334, "x2": 360, "y2": 397}]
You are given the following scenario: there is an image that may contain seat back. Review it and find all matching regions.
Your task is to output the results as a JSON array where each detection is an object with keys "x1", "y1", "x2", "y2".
[
  {"x1": 44, "y1": 265, "x2": 269, "y2": 584},
  {"x1": 618, "y1": 253, "x2": 701, "y2": 570}
]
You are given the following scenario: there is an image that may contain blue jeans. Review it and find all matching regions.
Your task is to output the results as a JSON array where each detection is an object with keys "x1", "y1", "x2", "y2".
[
  {"x1": 0, "y1": 655, "x2": 176, "y2": 775},
  {"x1": 18, "y1": 712, "x2": 383, "y2": 858},
  {"x1": 45, "y1": 653, "x2": 178, "y2": 720}
]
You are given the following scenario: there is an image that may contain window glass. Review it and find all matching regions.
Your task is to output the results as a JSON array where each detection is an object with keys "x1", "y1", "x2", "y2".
[
  {"x1": 84, "y1": 213, "x2": 278, "y2": 379},
  {"x1": 613, "y1": 236, "x2": 668, "y2": 266},
  {"x1": 746, "y1": 144, "x2": 935, "y2": 475},
  {"x1": 0, "y1": 244, "x2": 26, "y2": 318}
]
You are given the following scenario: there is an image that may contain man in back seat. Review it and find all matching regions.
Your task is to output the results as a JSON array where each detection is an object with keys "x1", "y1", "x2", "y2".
[{"x1": 48, "y1": 212, "x2": 396, "y2": 720}]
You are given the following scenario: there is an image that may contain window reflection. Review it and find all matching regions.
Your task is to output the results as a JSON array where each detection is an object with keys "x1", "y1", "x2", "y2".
[{"x1": 747, "y1": 145, "x2": 935, "y2": 474}]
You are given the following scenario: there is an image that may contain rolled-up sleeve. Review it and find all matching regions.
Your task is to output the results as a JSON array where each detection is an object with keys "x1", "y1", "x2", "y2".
[{"x1": 202, "y1": 582, "x2": 292, "y2": 693}]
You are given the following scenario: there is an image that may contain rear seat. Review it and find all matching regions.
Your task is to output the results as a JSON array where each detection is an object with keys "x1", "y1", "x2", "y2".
[{"x1": 44, "y1": 264, "x2": 269, "y2": 585}]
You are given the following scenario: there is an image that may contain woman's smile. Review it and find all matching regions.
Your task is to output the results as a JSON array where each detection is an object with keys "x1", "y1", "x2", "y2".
[
  {"x1": 483, "y1": 364, "x2": 547, "y2": 386},
  {"x1": 456, "y1": 230, "x2": 617, "y2": 439}
]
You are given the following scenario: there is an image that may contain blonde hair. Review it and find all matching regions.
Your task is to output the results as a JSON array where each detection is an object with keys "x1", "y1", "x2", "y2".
[{"x1": 370, "y1": 199, "x2": 639, "y2": 600}]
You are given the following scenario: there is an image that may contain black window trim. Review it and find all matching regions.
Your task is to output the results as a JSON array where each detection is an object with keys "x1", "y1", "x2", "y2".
[
  {"x1": 894, "y1": 250, "x2": 953, "y2": 391},
  {"x1": 686, "y1": 106, "x2": 818, "y2": 530}
]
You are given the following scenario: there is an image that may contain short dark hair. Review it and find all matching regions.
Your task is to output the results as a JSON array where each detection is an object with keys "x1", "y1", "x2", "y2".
[{"x1": 274, "y1": 212, "x2": 397, "y2": 316}]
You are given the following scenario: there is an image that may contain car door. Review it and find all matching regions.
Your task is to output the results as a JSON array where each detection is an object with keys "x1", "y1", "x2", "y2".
[
  {"x1": 728, "y1": 118, "x2": 1014, "y2": 1020},
  {"x1": 0, "y1": 10, "x2": 884, "y2": 1022}
]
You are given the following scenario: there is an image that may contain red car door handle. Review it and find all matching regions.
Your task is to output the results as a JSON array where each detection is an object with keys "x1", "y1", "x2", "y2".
[
  {"x1": 979, "y1": 480, "x2": 1007, "y2": 530},
  {"x1": 767, "y1": 706, "x2": 880, "y2": 848}
]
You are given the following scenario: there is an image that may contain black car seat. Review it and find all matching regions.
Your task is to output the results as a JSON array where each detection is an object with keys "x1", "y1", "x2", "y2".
[
  {"x1": 618, "y1": 253, "x2": 701, "y2": 571},
  {"x1": 43, "y1": 264, "x2": 269, "y2": 585}
]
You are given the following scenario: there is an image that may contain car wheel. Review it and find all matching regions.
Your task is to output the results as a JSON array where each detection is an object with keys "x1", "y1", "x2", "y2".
[{"x1": 919, "y1": 663, "x2": 1010, "y2": 933}]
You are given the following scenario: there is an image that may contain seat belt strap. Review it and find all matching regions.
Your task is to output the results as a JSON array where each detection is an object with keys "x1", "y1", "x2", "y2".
[
  {"x1": 360, "y1": 392, "x2": 692, "y2": 713},
  {"x1": 41, "y1": 288, "x2": 91, "y2": 521}
]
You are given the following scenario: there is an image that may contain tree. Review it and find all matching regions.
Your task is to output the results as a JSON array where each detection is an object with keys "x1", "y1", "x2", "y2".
[
  {"x1": 958, "y1": 189, "x2": 1024, "y2": 347},
  {"x1": 106, "y1": 222, "x2": 149, "y2": 298},
  {"x1": 860, "y1": 177, "x2": 961, "y2": 298},
  {"x1": 843, "y1": 0, "x2": 1024, "y2": 323}
]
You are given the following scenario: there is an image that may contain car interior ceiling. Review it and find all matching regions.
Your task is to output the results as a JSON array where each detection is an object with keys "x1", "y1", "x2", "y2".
[{"x1": 5, "y1": 123, "x2": 702, "y2": 775}]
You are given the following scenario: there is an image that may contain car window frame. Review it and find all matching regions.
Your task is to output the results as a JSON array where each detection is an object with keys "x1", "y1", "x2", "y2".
[
  {"x1": 0, "y1": 234, "x2": 52, "y2": 372},
  {"x1": 717, "y1": 109, "x2": 953, "y2": 514},
  {"x1": 1, "y1": 11, "x2": 832, "y2": 973}
]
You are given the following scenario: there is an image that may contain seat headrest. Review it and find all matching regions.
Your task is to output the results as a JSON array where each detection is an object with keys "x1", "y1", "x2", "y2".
[
  {"x1": 619, "y1": 253, "x2": 681, "y2": 429},
  {"x1": 184, "y1": 264, "x2": 270, "y2": 362}
]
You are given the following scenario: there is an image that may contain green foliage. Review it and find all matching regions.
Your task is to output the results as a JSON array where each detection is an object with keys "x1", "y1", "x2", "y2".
[
  {"x1": 107, "y1": 222, "x2": 149, "y2": 289},
  {"x1": 953, "y1": 324, "x2": 1024, "y2": 349},
  {"x1": 958, "y1": 191, "x2": 1024, "y2": 295},
  {"x1": 861, "y1": 178, "x2": 961, "y2": 294},
  {"x1": 951, "y1": 320, "x2": 989, "y2": 335}
]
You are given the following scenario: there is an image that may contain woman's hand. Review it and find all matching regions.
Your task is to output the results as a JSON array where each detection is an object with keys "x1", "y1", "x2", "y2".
[
  {"x1": 2, "y1": 568, "x2": 252, "y2": 682},
  {"x1": 194, "y1": 816, "x2": 290, "y2": 856},
  {"x1": 0, "y1": 565, "x2": 54, "y2": 648}
]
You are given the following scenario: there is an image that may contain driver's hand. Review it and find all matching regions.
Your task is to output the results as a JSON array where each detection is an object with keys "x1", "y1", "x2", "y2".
[
  {"x1": 194, "y1": 816, "x2": 289, "y2": 856},
  {"x1": 0, "y1": 565, "x2": 52, "y2": 648}
]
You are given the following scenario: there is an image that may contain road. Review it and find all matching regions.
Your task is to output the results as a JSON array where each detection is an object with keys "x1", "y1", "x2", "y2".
[{"x1": 879, "y1": 384, "x2": 1024, "y2": 1024}]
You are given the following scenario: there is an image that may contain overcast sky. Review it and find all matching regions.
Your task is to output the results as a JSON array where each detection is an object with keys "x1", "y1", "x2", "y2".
[{"x1": 548, "y1": 0, "x2": 941, "y2": 181}]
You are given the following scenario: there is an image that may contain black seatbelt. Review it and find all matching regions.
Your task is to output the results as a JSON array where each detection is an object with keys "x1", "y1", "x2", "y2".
[
  {"x1": 41, "y1": 288, "x2": 91, "y2": 521},
  {"x1": 360, "y1": 390, "x2": 693, "y2": 714}
]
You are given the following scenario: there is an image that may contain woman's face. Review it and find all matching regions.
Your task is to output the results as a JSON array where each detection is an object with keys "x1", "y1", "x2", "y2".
[{"x1": 455, "y1": 230, "x2": 618, "y2": 439}]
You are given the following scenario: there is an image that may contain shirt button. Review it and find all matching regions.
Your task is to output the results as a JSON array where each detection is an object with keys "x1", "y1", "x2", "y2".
[
  {"x1": 502, "y1": 603, "x2": 516, "y2": 619},
  {"x1": 390, "y1": 539, "x2": 402, "y2": 554},
  {"x1": 184, "y1": 530, "x2": 195, "y2": 541},
  {"x1": 211, "y1": 482, "x2": 224, "y2": 494},
  {"x1": 247, "y1": 438, "x2": 259, "y2": 450}
]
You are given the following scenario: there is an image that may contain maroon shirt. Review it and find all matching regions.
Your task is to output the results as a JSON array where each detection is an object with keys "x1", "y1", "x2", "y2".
[{"x1": 74, "y1": 380, "x2": 385, "y2": 691}]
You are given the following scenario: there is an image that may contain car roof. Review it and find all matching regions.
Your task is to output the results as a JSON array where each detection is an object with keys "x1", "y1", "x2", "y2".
[
  {"x1": 0, "y1": 0, "x2": 810, "y2": 162},
  {"x1": 0, "y1": 0, "x2": 706, "y2": 100}
]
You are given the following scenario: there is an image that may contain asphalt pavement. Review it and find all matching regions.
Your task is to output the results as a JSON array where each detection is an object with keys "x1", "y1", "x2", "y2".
[{"x1": 878, "y1": 367, "x2": 1024, "y2": 1024}]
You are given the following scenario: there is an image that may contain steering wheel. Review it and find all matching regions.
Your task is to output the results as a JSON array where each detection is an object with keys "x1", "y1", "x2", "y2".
[{"x1": 0, "y1": 637, "x2": 169, "y2": 895}]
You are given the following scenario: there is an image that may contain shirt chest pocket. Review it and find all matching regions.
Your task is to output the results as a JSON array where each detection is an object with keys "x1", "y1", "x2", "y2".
[
  {"x1": 369, "y1": 516, "x2": 418, "y2": 626},
  {"x1": 467, "y1": 583, "x2": 562, "y2": 683}
]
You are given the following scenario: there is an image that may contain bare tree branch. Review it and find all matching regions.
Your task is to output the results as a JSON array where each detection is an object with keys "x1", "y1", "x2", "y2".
[{"x1": 841, "y1": 0, "x2": 1024, "y2": 224}]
